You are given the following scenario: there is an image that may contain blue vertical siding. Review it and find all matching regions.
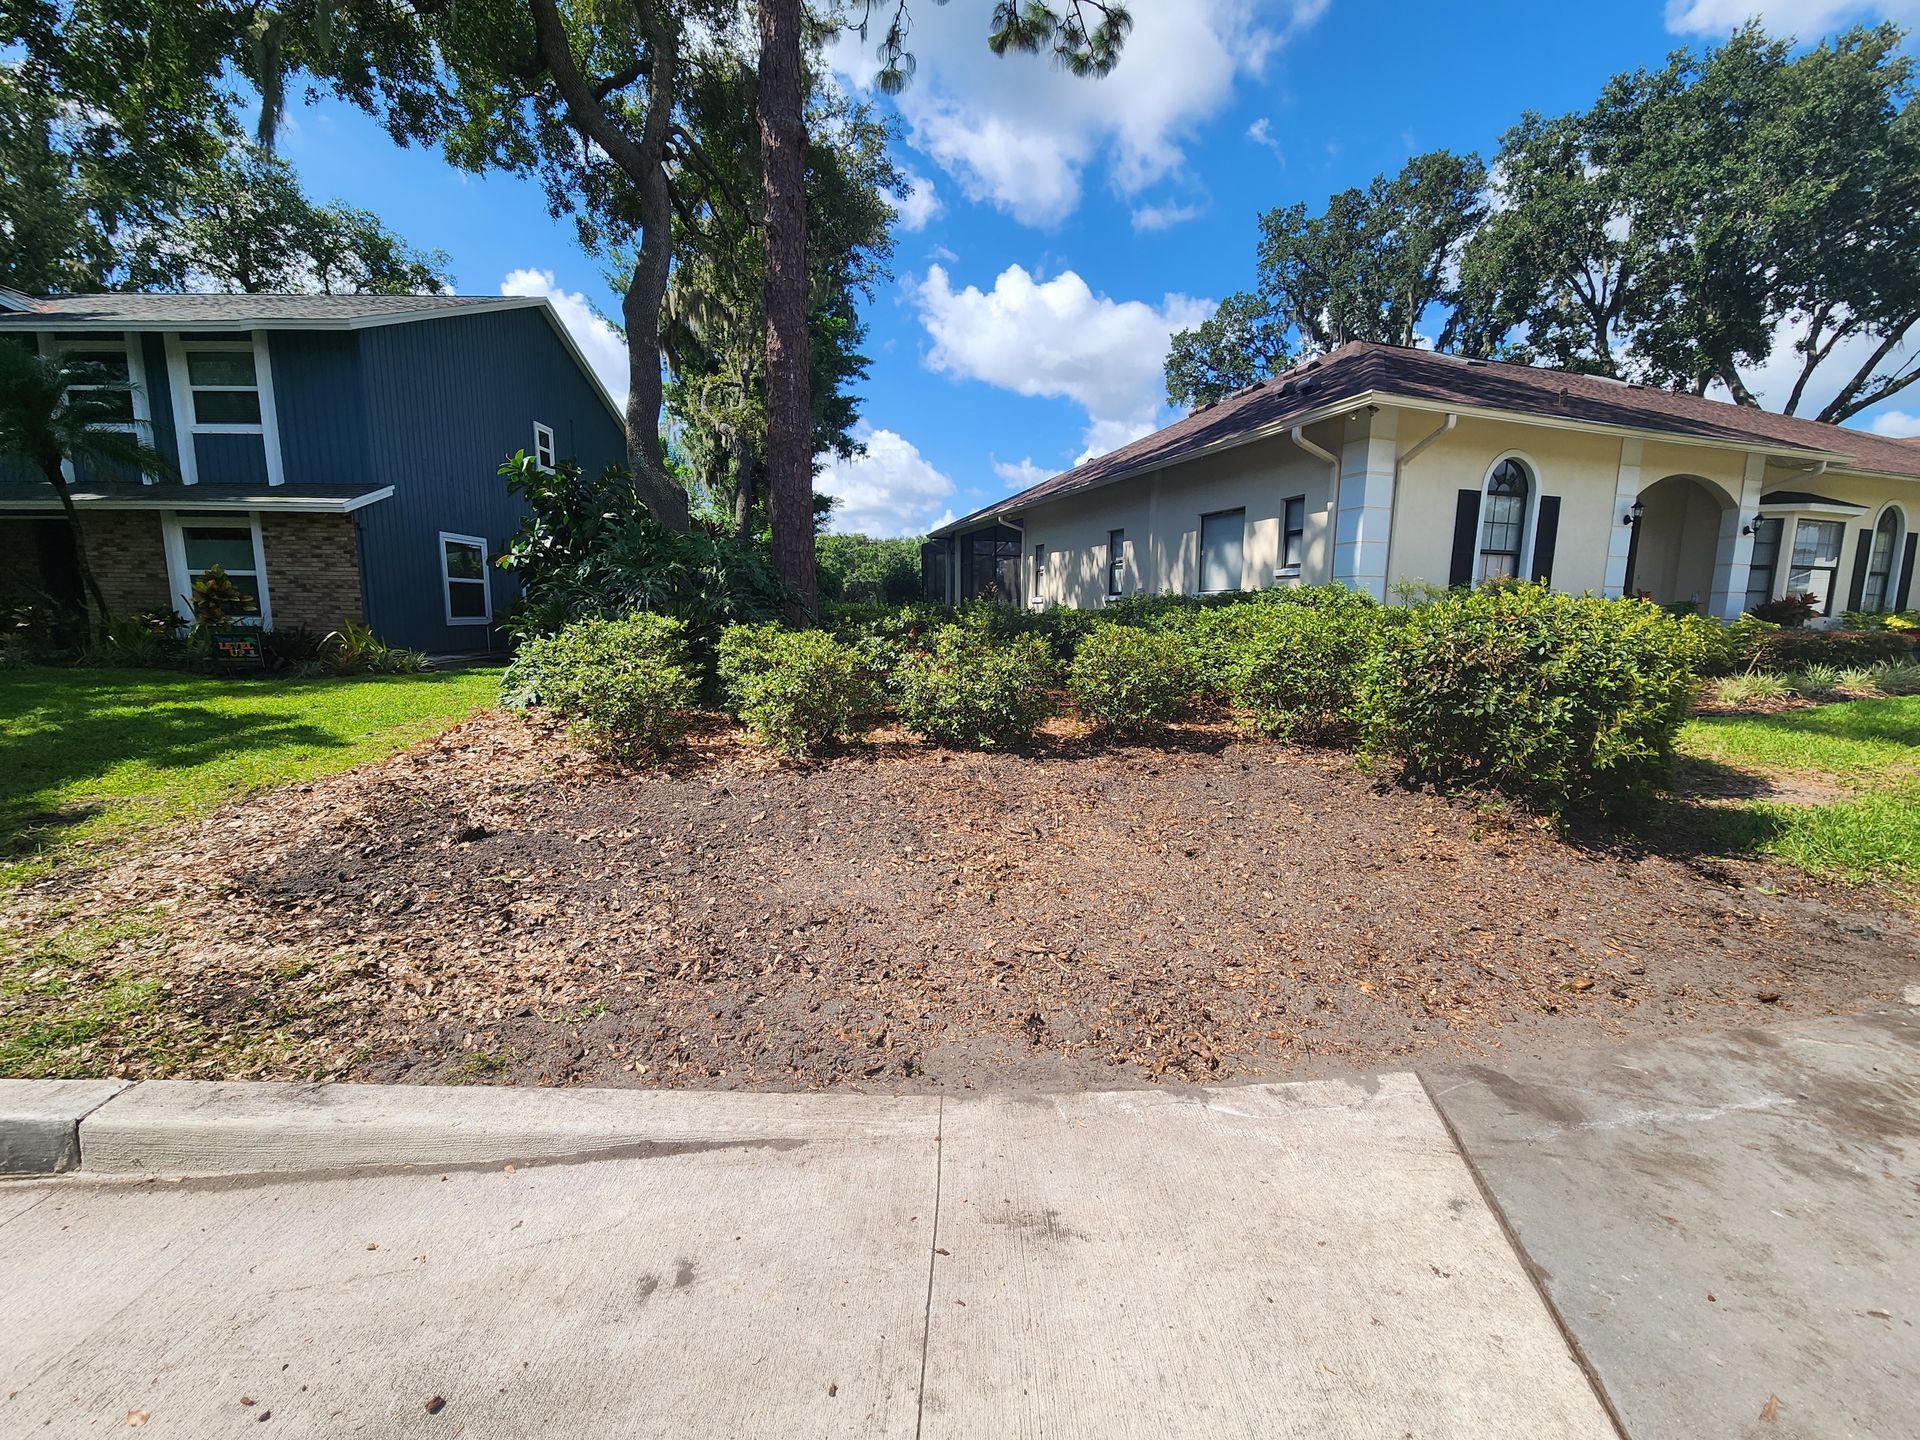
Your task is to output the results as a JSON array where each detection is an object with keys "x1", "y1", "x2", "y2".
[
  {"x1": 192, "y1": 433, "x2": 271, "y2": 485},
  {"x1": 269, "y1": 331, "x2": 369, "y2": 484},
  {"x1": 350, "y1": 306, "x2": 627, "y2": 651},
  {"x1": 139, "y1": 333, "x2": 180, "y2": 475}
]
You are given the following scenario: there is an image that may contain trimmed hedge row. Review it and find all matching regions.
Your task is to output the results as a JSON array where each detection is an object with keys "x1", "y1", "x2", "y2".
[{"x1": 510, "y1": 585, "x2": 1729, "y2": 817}]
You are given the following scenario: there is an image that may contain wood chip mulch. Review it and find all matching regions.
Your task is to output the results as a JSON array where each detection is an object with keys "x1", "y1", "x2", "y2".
[{"x1": 7, "y1": 710, "x2": 1918, "y2": 1092}]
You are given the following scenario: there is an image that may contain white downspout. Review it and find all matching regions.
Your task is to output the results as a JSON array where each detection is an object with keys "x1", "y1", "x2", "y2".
[{"x1": 1289, "y1": 426, "x2": 1339, "y2": 584}]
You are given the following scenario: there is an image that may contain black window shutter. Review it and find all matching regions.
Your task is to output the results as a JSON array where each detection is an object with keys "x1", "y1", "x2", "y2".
[
  {"x1": 1448, "y1": 489, "x2": 1480, "y2": 588},
  {"x1": 1897, "y1": 533, "x2": 1918, "y2": 612},
  {"x1": 1846, "y1": 528, "x2": 1871, "y2": 613},
  {"x1": 1531, "y1": 495, "x2": 1561, "y2": 587}
]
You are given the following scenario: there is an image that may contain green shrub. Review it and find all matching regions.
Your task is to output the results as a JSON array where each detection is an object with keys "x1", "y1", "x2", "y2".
[
  {"x1": 503, "y1": 613, "x2": 698, "y2": 757},
  {"x1": 304, "y1": 622, "x2": 427, "y2": 677},
  {"x1": 1709, "y1": 672, "x2": 1790, "y2": 706},
  {"x1": 1871, "y1": 660, "x2": 1920, "y2": 695},
  {"x1": 1750, "y1": 626, "x2": 1913, "y2": 672},
  {"x1": 1788, "y1": 663, "x2": 1844, "y2": 697},
  {"x1": 717, "y1": 624, "x2": 872, "y2": 755},
  {"x1": 896, "y1": 626, "x2": 1060, "y2": 748},
  {"x1": 1067, "y1": 624, "x2": 1196, "y2": 736},
  {"x1": 1358, "y1": 584, "x2": 1701, "y2": 818},
  {"x1": 1226, "y1": 603, "x2": 1377, "y2": 742},
  {"x1": 1833, "y1": 665, "x2": 1882, "y2": 697}
]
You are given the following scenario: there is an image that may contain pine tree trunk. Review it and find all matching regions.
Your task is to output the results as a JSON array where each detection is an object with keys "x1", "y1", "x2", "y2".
[
  {"x1": 757, "y1": 0, "x2": 816, "y2": 621},
  {"x1": 38, "y1": 453, "x2": 111, "y2": 634}
]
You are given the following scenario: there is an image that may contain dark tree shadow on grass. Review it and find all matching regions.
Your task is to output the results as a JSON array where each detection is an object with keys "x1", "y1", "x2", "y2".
[{"x1": 0, "y1": 670, "x2": 360, "y2": 854}]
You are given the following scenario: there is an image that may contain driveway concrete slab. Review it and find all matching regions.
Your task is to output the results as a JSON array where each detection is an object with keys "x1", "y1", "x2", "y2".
[
  {"x1": 1427, "y1": 1009, "x2": 1920, "y2": 1440},
  {"x1": 921, "y1": 1074, "x2": 1614, "y2": 1439},
  {"x1": 0, "y1": 1078, "x2": 127, "y2": 1174},
  {"x1": 0, "y1": 1124, "x2": 938, "y2": 1437},
  {"x1": 80, "y1": 1078, "x2": 938, "y2": 1175}
]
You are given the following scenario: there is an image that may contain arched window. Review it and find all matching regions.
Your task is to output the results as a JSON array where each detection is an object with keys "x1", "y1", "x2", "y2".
[
  {"x1": 1863, "y1": 506, "x2": 1906, "y2": 613},
  {"x1": 1479, "y1": 458, "x2": 1532, "y2": 582}
]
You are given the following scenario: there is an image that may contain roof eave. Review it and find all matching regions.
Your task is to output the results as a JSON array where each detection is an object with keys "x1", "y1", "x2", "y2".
[{"x1": 0, "y1": 486, "x2": 395, "y2": 514}]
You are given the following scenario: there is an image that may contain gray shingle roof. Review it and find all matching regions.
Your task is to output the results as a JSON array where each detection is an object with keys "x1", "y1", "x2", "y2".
[
  {"x1": 0, "y1": 293, "x2": 535, "y2": 327},
  {"x1": 937, "y1": 341, "x2": 1920, "y2": 534}
]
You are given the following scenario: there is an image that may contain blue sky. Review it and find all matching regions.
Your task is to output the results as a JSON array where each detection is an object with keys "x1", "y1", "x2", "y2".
[{"x1": 274, "y1": 0, "x2": 1920, "y2": 535}]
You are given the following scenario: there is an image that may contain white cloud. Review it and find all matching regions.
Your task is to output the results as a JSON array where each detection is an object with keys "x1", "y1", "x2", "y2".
[
  {"x1": 817, "y1": 425, "x2": 957, "y2": 536},
  {"x1": 915, "y1": 262, "x2": 1213, "y2": 460},
  {"x1": 830, "y1": 0, "x2": 1329, "y2": 227},
  {"x1": 1665, "y1": 0, "x2": 1920, "y2": 37},
  {"x1": 993, "y1": 455, "x2": 1055, "y2": 488},
  {"x1": 1869, "y1": 410, "x2": 1920, "y2": 438},
  {"x1": 1247, "y1": 116, "x2": 1285, "y2": 161},
  {"x1": 1131, "y1": 201, "x2": 1203, "y2": 232},
  {"x1": 886, "y1": 170, "x2": 943, "y2": 232},
  {"x1": 501, "y1": 268, "x2": 628, "y2": 406}
]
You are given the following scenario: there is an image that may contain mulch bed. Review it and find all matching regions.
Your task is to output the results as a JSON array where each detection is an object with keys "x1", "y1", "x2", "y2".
[{"x1": 8, "y1": 711, "x2": 1919, "y2": 1092}]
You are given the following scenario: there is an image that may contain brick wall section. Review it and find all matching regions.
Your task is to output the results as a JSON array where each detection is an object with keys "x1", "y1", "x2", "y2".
[
  {"x1": 258, "y1": 514, "x2": 364, "y2": 634},
  {"x1": 78, "y1": 512, "x2": 174, "y2": 617}
]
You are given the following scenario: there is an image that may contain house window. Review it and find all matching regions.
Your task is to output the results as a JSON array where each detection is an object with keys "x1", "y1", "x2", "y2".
[
  {"x1": 1863, "y1": 506, "x2": 1906, "y2": 612},
  {"x1": 168, "y1": 515, "x2": 269, "y2": 626},
  {"x1": 1744, "y1": 516, "x2": 1783, "y2": 613},
  {"x1": 1280, "y1": 495, "x2": 1306, "y2": 575},
  {"x1": 1106, "y1": 529, "x2": 1125, "y2": 598},
  {"x1": 1788, "y1": 517, "x2": 1846, "y2": 615},
  {"x1": 1032, "y1": 543, "x2": 1046, "y2": 602},
  {"x1": 533, "y1": 422, "x2": 556, "y2": 470},
  {"x1": 1478, "y1": 458, "x2": 1532, "y2": 582},
  {"x1": 1199, "y1": 509, "x2": 1246, "y2": 594},
  {"x1": 165, "y1": 330, "x2": 284, "y2": 486},
  {"x1": 184, "y1": 345, "x2": 263, "y2": 427},
  {"x1": 440, "y1": 532, "x2": 492, "y2": 626},
  {"x1": 59, "y1": 339, "x2": 138, "y2": 431}
]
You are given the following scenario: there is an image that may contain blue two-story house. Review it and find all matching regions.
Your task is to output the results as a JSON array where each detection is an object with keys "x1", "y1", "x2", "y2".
[{"x1": 0, "y1": 290, "x2": 627, "y2": 651}]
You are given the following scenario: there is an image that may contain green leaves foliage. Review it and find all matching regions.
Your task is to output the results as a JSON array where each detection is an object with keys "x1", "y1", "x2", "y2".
[
  {"x1": 502, "y1": 613, "x2": 698, "y2": 759},
  {"x1": 1066, "y1": 624, "x2": 1195, "y2": 737},
  {"x1": 1226, "y1": 604, "x2": 1379, "y2": 744},
  {"x1": 1358, "y1": 584, "x2": 1703, "y2": 818},
  {"x1": 896, "y1": 625, "x2": 1060, "y2": 749},
  {"x1": 717, "y1": 623, "x2": 874, "y2": 755}
]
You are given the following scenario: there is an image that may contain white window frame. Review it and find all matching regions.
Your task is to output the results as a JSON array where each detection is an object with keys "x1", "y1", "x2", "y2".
[
  {"x1": 439, "y1": 531, "x2": 493, "y2": 627},
  {"x1": 1862, "y1": 503, "x2": 1907, "y2": 613},
  {"x1": 1475, "y1": 451, "x2": 1538, "y2": 585},
  {"x1": 1105, "y1": 528, "x2": 1126, "y2": 600},
  {"x1": 163, "y1": 329, "x2": 285, "y2": 487},
  {"x1": 533, "y1": 422, "x2": 556, "y2": 471},
  {"x1": 1277, "y1": 495, "x2": 1307, "y2": 578},
  {"x1": 39, "y1": 329, "x2": 153, "y2": 483},
  {"x1": 162, "y1": 511, "x2": 272, "y2": 628}
]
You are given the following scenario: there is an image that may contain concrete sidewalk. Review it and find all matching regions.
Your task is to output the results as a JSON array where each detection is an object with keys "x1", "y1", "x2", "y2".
[
  {"x1": 0, "y1": 1007, "x2": 1914, "y2": 1438},
  {"x1": 0, "y1": 1073, "x2": 1610, "y2": 1438}
]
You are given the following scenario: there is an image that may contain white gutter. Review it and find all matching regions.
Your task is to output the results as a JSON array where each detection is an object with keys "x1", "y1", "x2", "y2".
[
  {"x1": 0, "y1": 487, "x2": 395, "y2": 514},
  {"x1": 1397, "y1": 412, "x2": 1456, "y2": 468}
]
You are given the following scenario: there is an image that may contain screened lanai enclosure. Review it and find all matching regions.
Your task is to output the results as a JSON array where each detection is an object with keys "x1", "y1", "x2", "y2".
[{"x1": 921, "y1": 524, "x2": 1024, "y2": 605}]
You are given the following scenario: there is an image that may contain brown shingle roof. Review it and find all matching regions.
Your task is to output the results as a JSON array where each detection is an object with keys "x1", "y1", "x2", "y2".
[{"x1": 937, "y1": 341, "x2": 1920, "y2": 533}]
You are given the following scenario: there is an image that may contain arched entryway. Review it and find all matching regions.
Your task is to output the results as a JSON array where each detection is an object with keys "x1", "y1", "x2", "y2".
[{"x1": 1626, "y1": 474, "x2": 1735, "y2": 611}]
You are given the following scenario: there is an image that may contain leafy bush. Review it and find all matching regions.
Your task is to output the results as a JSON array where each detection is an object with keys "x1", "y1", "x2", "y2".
[
  {"x1": 502, "y1": 613, "x2": 698, "y2": 757},
  {"x1": 1833, "y1": 665, "x2": 1882, "y2": 697},
  {"x1": 1226, "y1": 603, "x2": 1378, "y2": 742},
  {"x1": 1359, "y1": 584, "x2": 1702, "y2": 818},
  {"x1": 1674, "y1": 613, "x2": 1777, "y2": 676},
  {"x1": 816, "y1": 534, "x2": 923, "y2": 605},
  {"x1": 1067, "y1": 624, "x2": 1195, "y2": 736},
  {"x1": 1750, "y1": 626, "x2": 1913, "y2": 672},
  {"x1": 717, "y1": 624, "x2": 872, "y2": 755},
  {"x1": 1750, "y1": 592, "x2": 1820, "y2": 627},
  {"x1": 1871, "y1": 660, "x2": 1920, "y2": 695},
  {"x1": 496, "y1": 454, "x2": 785, "y2": 653},
  {"x1": 1709, "y1": 672, "x2": 1790, "y2": 706},
  {"x1": 306, "y1": 622, "x2": 427, "y2": 677},
  {"x1": 896, "y1": 625, "x2": 1059, "y2": 748},
  {"x1": 1841, "y1": 608, "x2": 1920, "y2": 631}
]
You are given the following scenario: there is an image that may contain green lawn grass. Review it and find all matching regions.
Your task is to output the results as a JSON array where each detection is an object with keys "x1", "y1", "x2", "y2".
[
  {"x1": 0, "y1": 665, "x2": 500, "y2": 890},
  {"x1": 1679, "y1": 695, "x2": 1920, "y2": 887}
]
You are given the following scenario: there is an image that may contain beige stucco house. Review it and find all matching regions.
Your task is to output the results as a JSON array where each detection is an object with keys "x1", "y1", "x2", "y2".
[{"x1": 923, "y1": 342, "x2": 1920, "y2": 623}]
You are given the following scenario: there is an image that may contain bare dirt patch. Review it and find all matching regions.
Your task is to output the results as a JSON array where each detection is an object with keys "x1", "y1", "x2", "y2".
[{"x1": 8, "y1": 711, "x2": 1918, "y2": 1092}]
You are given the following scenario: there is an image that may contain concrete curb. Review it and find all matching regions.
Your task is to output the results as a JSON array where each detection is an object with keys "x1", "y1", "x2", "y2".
[
  {"x1": 0, "y1": 1079, "x2": 130, "y2": 1175},
  {"x1": 21, "y1": 1078, "x2": 940, "y2": 1178}
]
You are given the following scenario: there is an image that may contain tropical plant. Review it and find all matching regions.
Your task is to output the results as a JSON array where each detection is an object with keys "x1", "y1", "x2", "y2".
[{"x1": 0, "y1": 344, "x2": 177, "y2": 633}]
